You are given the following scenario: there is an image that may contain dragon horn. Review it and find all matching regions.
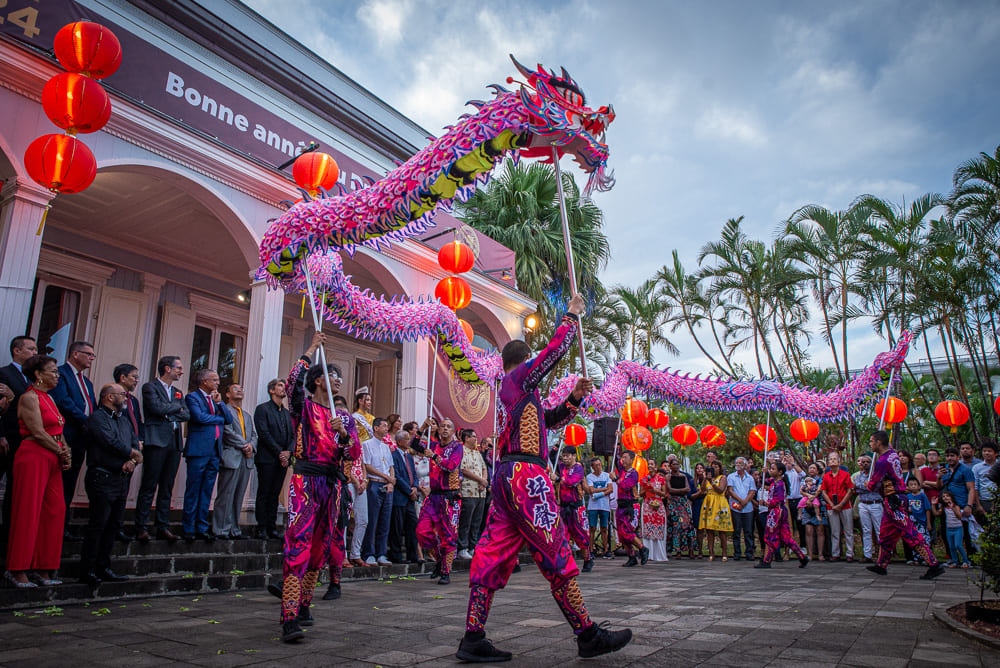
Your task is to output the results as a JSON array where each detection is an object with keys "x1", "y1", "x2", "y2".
[{"x1": 509, "y1": 54, "x2": 534, "y2": 80}]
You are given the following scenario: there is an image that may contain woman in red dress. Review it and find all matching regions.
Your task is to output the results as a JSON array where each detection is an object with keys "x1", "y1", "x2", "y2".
[{"x1": 4, "y1": 355, "x2": 70, "y2": 588}]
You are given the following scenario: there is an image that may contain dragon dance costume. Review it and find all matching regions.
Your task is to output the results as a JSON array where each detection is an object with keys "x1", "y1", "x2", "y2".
[
  {"x1": 615, "y1": 464, "x2": 641, "y2": 556},
  {"x1": 557, "y1": 460, "x2": 592, "y2": 564},
  {"x1": 868, "y1": 447, "x2": 938, "y2": 571},
  {"x1": 466, "y1": 314, "x2": 596, "y2": 637},
  {"x1": 416, "y1": 436, "x2": 464, "y2": 578},
  {"x1": 280, "y1": 357, "x2": 361, "y2": 624},
  {"x1": 760, "y1": 478, "x2": 806, "y2": 564}
]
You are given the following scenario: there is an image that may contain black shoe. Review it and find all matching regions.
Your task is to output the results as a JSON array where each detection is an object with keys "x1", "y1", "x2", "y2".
[
  {"x1": 639, "y1": 546, "x2": 649, "y2": 565},
  {"x1": 438, "y1": 574, "x2": 451, "y2": 585},
  {"x1": 774, "y1": 553, "x2": 784, "y2": 562},
  {"x1": 183, "y1": 533, "x2": 196, "y2": 543},
  {"x1": 195, "y1": 532, "x2": 216, "y2": 542},
  {"x1": 512, "y1": 564, "x2": 522, "y2": 573},
  {"x1": 753, "y1": 560, "x2": 771, "y2": 569},
  {"x1": 135, "y1": 529, "x2": 152, "y2": 543},
  {"x1": 582, "y1": 559, "x2": 594, "y2": 573},
  {"x1": 281, "y1": 620, "x2": 305, "y2": 643},
  {"x1": 622, "y1": 556, "x2": 638, "y2": 567},
  {"x1": 100, "y1": 568, "x2": 128, "y2": 582},
  {"x1": 254, "y1": 527, "x2": 268, "y2": 539},
  {"x1": 578, "y1": 622, "x2": 632, "y2": 658},
  {"x1": 430, "y1": 563, "x2": 442, "y2": 579},
  {"x1": 63, "y1": 528, "x2": 82, "y2": 541},
  {"x1": 866, "y1": 565, "x2": 887, "y2": 576},
  {"x1": 267, "y1": 579, "x2": 283, "y2": 599},
  {"x1": 296, "y1": 606, "x2": 314, "y2": 626},
  {"x1": 744, "y1": 555, "x2": 754, "y2": 562},
  {"x1": 456, "y1": 631, "x2": 513, "y2": 663},
  {"x1": 322, "y1": 583, "x2": 341, "y2": 600},
  {"x1": 920, "y1": 564, "x2": 945, "y2": 580},
  {"x1": 410, "y1": 558, "x2": 426, "y2": 565},
  {"x1": 116, "y1": 530, "x2": 133, "y2": 543},
  {"x1": 268, "y1": 528, "x2": 283, "y2": 540},
  {"x1": 157, "y1": 528, "x2": 180, "y2": 543},
  {"x1": 799, "y1": 557, "x2": 809, "y2": 568},
  {"x1": 80, "y1": 572, "x2": 102, "y2": 588}
]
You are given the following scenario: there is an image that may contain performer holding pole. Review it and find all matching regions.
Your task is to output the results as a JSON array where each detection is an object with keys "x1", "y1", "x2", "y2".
[
  {"x1": 754, "y1": 460, "x2": 809, "y2": 569},
  {"x1": 457, "y1": 294, "x2": 632, "y2": 662}
]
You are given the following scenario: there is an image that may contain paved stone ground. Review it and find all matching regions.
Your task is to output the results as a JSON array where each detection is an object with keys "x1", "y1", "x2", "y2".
[{"x1": 1, "y1": 558, "x2": 997, "y2": 667}]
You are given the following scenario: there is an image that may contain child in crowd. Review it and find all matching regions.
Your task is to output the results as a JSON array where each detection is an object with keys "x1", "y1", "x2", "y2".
[
  {"x1": 798, "y1": 477, "x2": 821, "y2": 517},
  {"x1": 905, "y1": 477, "x2": 933, "y2": 565},
  {"x1": 940, "y1": 490, "x2": 971, "y2": 568}
]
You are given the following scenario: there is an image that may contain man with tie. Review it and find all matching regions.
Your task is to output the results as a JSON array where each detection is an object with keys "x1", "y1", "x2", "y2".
[
  {"x1": 135, "y1": 356, "x2": 190, "y2": 543},
  {"x1": 183, "y1": 368, "x2": 230, "y2": 541},
  {"x1": 49, "y1": 340, "x2": 98, "y2": 538},
  {"x1": 0, "y1": 335, "x2": 36, "y2": 543},
  {"x1": 253, "y1": 378, "x2": 294, "y2": 539},
  {"x1": 112, "y1": 364, "x2": 144, "y2": 542},
  {"x1": 214, "y1": 384, "x2": 257, "y2": 539},
  {"x1": 389, "y1": 428, "x2": 420, "y2": 564}
]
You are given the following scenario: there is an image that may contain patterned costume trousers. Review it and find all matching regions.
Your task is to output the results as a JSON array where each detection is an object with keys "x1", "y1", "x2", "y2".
[
  {"x1": 416, "y1": 494, "x2": 461, "y2": 575},
  {"x1": 560, "y1": 504, "x2": 592, "y2": 561},
  {"x1": 875, "y1": 497, "x2": 937, "y2": 569},
  {"x1": 280, "y1": 474, "x2": 341, "y2": 622},
  {"x1": 615, "y1": 502, "x2": 640, "y2": 555},
  {"x1": 762, "y1": 506, "x2": 805, "y2": 563}
]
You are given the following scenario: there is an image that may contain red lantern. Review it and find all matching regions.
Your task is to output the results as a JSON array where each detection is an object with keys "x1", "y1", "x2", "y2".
[
  {"x1": 435, "y1": 276, "x2": 471, "y2": 310},
  {"x1": 748, "y1": 424, "x2": 777, "y2": 452},
  {"x1": 292, "y1": 152, "x2": 339, "y2": 195},
  {"x1": 646, "y1": 408, "x2": 669, "y2": 430},
  {"x1": 934, "y1": 400, "x2": 970, "y2": 434},
  {"x1": 438, "y1": 240, "x2": 475, "y2": 274},
  {"x1": 41, "y1": 72, "x2": 112, "y2": 135},
  {"x1": 564, "y1": 424, "x2": 586, "y2": 447},
  {"x1": 620, "y1": 398, "x2": 648, "y2": 427},
  {"x1": 700, "y1": 425, "x2": 725, "y2": 448},
  {"x1": 457, "y1": 318, "x2": 474, "y2": 342},
  {"x1": 622, "y1": 425, "x2": 652, "y2": 452},
  {"x1": 874, "y1": 397, "x2": 908, "y2": 425},
  {"x1": 672, "y1": 424, "x2": 697, "y2": 447},
  {"x1": 23, "y1": 134, "x2": 97, "y2": 194},
  {"x1": 53, "y1": 21, "x2": 123, "y2": 79},
  {"x1": 995, "y1": 395, "x2": 1000, "y2": 416},
  {"x1": 789, "y1": 418, "x2": 819, "y2": 443}
]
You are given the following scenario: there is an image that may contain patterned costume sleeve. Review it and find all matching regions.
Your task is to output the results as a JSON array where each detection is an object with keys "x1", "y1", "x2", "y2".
[
  {"x1": 867, "y1": 454, "x2": 888, "y2": 490},
  {"x1": 438, "y1": 440, "x2": 464, "y2": 472},
  {"x1": 561, "y1": 463, "x2": 585, "y2": 487},
  {"x1": 544, "y1": 394, "x2": 582, "y2": 430},
  {"x1": 338, "y1": 409, "x2": 362, "y2": 461},
  {"x1": 618, "y1": 467, "x2": 638, "y2": 493},
  {"x1": 510, "y1": 314, "x2": 579, "y2": 393},
  {"x1": 287, "y1": 357, "x2": 310, "y2": 421},
  {"x1": 768, "y1": 479, "x2": 786, "y2": 508}
]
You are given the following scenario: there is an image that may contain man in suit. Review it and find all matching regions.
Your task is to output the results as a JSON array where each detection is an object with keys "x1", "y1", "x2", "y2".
[
  {"x1": 253, "y1": 378, "x2": 293, "y2": 539},
  {"x1": 0, "y1": 335, "x2": 35, "y2": 543},
  {"x1": 49, "y1": 340, "x2": 97, "y2": 538},
  {"x1": 213, "y1": 383, "x2": 257, "y2": 539},
  {"x1": 389, "y1": 428, "x2": 420, "y2": 564},
  {"x1": 135, "y1": 356, "x2": 189, "y2": 542},
  {"x1": 183, "y1": 368, "x2": 230, "y2": 541},
  {"x1": 112, "y1": 363, "x2": 144, "y2": 542}
]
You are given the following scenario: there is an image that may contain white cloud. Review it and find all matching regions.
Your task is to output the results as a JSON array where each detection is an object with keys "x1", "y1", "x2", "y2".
[{"x1": 357, "y1": 0, "x2": 412, "y2": 49}]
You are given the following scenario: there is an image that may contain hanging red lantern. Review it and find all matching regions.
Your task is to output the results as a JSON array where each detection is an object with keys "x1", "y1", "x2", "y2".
[
  {"x1": 564, "y1": 424, "x2": 587, "y2": 447},
  {"x1": 457, "y1": 318, "x2": 474, "y2": 342},
  {"x1": 23, "y1": 134, "x2": 97, "y2": 193},
  {"x1": 874, "y1": 397, "x2": 908, "y2": 425},
  {"x1": 633, "y1": 454, "x2": 649, "y2": 478},
  {"x1": 646, "y1": 408, "x2": 669, "y2": 430},
  {"x1": 995, "y1": 395, "x2": 1000, "y2": 416},
  {"x1": 700, "y1": 425, "x2": 725, "y2": 448},
  {"x1": 41, "y1": 72, "x2": 112, "y2": 135},
  {"x1": 934, "y1": 400, "x2": 970, "y2": 434},
  {"x1": 672, "y1": 423, "x2": 697, "y2": 448},
  {"x1": 620, "y1": 398, "x2": 648, "y2": 427},
  {"x1": 435, "y1": 276, "x2": 471, "y2": 310},
  {"x1": 622, "y1": 425, "x2": 652, "y2": 452},
  {"x1": 53, "y1": 21, "x2": 123, "y2": 79},
  {"x1": 292, "y1": 151, "x2": 339, "y2": 196},
  {"x1": 748, "y1": 424, "x2": 777, "y2": 452},
  {"x1": 789, "y1": 418, "x2": 819, "y2": 443},
  {"x1": 438, "y1": 240, "x2": 475, "y2": 274}
]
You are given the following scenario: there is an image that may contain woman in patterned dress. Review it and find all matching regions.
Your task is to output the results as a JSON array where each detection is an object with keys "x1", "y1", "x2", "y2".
[
  {"x1": 640, "y1": 465, "x2": 668, "y2": 561},
  {"x1": 666, "y1": 458, "x2": 696, "y2": 558}
]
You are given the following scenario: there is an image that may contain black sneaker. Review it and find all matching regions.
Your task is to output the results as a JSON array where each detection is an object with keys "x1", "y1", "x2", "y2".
[
  {"x1": 866, "y1": 565, "x2": 887, "y2": 576},
  {"x1": 621, "y1": 556, "x2": 638, "y2": 567},
  {"x1": 639, "y1": 546, "x2": 649, "y2": 565},
  {"x1": 267, "y1": 579, "x2": 283, "y2": 599},
  {"x1": 322, "y1": 583, "x2": 341, "y2": 600},
  {"x1": 577, "y1": 622, "x2": 632, "y2": 658},
  {"x1": 920, "y1": 564, "x2": 945, "y2": 580},
  {"x1": 581, "y1": 559, "x2": 594, "y2": 573},
  {"x1": 281, "y1": 620, "x2": 305, "y2": 643},
  {"x1": 799, "y1": 557, "x2": 809, "y2": 568},
  {"x1": 753, "y1": 560, "x2": 771, "y2": 569},
  {"x1": 430, "y1": 563, "x2": 442, "y2": 579},
  {"x1": 438, "y1": 574, "x2": 451, "y2": 585},
  {"x1": 744, "y1": 555, "x2": 754, "y2": 562},
  {"x1": 296, "y1": 606, "x2": 314, "y2": 626},
  {"x1": 456, "y1": 631, "x2": 513, "y2": 663},
  {"x1": 512, "y1": 564, "x2": 522, "y2": 573}
]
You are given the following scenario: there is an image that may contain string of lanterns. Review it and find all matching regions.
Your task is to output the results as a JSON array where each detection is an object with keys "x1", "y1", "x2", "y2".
[{"x1": 24, "y1": 21, "x2": 122, "y2": 195}]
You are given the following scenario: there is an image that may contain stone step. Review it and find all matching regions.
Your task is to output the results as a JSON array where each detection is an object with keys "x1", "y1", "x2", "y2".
[
  {"x1": 55, "y1": 552, "x2": 274, "y2": 580},
  {"x1": 57, "y1": 535, "x2": 284, "y2": 559}
]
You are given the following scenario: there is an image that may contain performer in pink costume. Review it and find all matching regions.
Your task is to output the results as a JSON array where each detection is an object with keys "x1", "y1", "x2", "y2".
[
  {"x1": 554, "y1": 448, "x2": 594, "y2": 573},
  {"x1": 865, "y1": 430, "x2": 945, "y2": 579},
  {"x1": 754, "y1": 461, "x2": 809, "y2": 568},
  {"x1": 457, "y1": 295, "x2": 632, "y2": 662},
  {"x1": 413, "y1": 418, "x2": 463, "y2": 584},
  {"x1": 613, "y1": 449, "x2": 648, "y2": 567},
  {"x1": 279, "y1": 333, "x2": 361, "y2": 643}
]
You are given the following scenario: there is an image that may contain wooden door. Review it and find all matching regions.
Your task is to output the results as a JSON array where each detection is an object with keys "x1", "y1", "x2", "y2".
[{"x1": 373, "y1": 358, "x2": 397, "y2": 418}]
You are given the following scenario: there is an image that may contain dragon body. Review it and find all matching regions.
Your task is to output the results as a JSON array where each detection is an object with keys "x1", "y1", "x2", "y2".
[{"x1": 260, "y1": 58, "x2": 910, "y2": 424}]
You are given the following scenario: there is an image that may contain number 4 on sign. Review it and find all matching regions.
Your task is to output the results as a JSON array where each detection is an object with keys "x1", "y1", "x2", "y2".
[{"x1": 0, "y1": 2, "x2": 42, "y2": 39}]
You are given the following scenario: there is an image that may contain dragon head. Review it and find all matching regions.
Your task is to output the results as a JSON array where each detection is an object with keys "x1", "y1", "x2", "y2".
[{"x1": 509, "y1": 55, "x2": 616, "y2": 195}]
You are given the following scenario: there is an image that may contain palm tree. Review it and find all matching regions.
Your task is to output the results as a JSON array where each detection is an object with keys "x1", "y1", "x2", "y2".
[{"x1": 607, "y1": 280, "x2": 677, "y2": 364}]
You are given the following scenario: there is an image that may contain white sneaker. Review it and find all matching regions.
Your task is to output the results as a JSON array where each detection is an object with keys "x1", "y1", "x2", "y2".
[
  {"x1": 377, "y1": 556, "x2": 392, "y2": 566},
  {"x1": 457, "y1": 549, "x2": 473, "y2": 560},
  {"x1": 365, "y1": 556, "x2": 377, "y2": 565}
]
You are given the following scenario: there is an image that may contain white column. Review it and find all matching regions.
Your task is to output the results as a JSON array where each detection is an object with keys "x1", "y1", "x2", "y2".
[
  {"x1": 0, "y1": 179, "x2": 55, "y2": 355},
  {"x1": 400, "y1": 338, "x2": 431, "y2": 421},
  {"x1": 243, "y1": 281, "x2": 284, "y2": 408}
]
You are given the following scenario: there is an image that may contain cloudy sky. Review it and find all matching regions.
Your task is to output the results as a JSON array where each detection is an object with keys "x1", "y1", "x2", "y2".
[{"x1": 243, "y1": 0, "x2": 999, "y2": 375}]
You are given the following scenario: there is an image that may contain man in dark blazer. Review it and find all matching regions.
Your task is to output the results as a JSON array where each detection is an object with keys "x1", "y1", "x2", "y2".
[
  {"x1": 182, "y1": 368, "x2": 230, "y2": 541},
  {"x1": 389, "y1": 429, "x2": 420, "y2": 565},
  {"x1": 112, "y1": 363, "x2": 144, "y2": 542},
  {"x1": 49, "y1": 340, "x2": 97, "y2": 537},
  {"x1": 253, "y1": 377, "x2": 293, "y2": 539},
  {"x1": 135, "y1": 356, "x2": 189, "y2": 542},
  {"x1": 0, "y1": 335, "x2": 36, "y2": 542}
]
